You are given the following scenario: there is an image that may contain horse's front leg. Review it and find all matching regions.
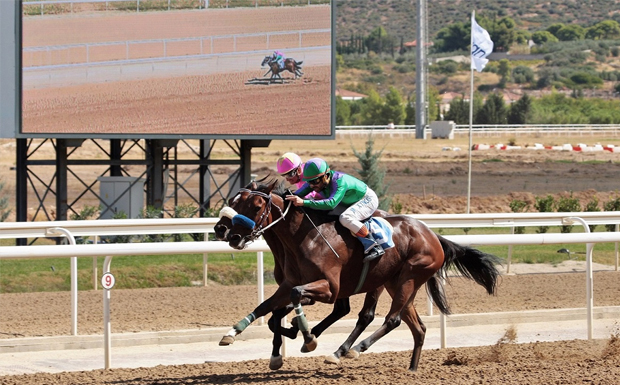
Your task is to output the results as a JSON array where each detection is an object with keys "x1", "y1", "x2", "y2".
[
  {"x1": 219, "y1": 283, "x2": 292, "y2": 346},
  {"x1": 290, "y1": 279, "x2": 333, "y2": 353},
  {"x1": 268, "y1": 307, "x2": 288, "y2": 370}
]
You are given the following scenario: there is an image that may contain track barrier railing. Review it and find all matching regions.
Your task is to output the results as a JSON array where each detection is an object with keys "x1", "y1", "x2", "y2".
[{"x1": 1, "y1": 212, "x2": 620, "y2": 368}]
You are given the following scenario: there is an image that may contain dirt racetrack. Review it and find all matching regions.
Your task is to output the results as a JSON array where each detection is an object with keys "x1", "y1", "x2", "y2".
[{"x1": 1, "y1": 269, "x2": 620, "y2": 384}]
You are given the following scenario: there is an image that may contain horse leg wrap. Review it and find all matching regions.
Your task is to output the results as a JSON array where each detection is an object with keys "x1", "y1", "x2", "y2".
[
  {"x1": 233, "y1": 312, "x2": 256, "y2": 333},
  {"x1": 293, "y1": 304, "x2": 309, "y2": 332}
]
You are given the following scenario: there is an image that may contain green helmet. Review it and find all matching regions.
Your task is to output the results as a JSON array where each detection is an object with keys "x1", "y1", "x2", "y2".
[{"x1": 302, "y1": 158, "x2": 330, "y2": 181}]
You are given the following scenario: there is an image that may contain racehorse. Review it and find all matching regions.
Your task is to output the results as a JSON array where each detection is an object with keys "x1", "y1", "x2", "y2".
[
  {"x1": 261, "y1": 55, "x2": 304, "y2": 80},
  {"x1": 215, "y1": 188, "x2": 387, "y2": 363},
  {"x1": 217, "y1": 180, "x2": 501, "y2": 371}
]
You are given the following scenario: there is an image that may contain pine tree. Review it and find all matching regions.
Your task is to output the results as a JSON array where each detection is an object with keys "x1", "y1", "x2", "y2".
[{"x1": 352, "y1": 134, "x2": 391, "y2": 210}]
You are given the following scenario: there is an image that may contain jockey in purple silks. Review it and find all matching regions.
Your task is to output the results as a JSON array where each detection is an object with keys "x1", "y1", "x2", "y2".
[
  {"x1": 272, "y1": 50, "x2": 285, "y2": 70},
  {"x1": 276, "y1": 152, "x2": 324, "y2": 200}
]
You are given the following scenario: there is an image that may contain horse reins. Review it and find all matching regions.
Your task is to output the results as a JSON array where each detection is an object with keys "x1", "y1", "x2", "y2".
[
  {"x1": 234, "y1": 188, "x2": 291, "y2": 244},
  {"x1": 227, "y1": 189, "x2": 341, "y2": 259}
]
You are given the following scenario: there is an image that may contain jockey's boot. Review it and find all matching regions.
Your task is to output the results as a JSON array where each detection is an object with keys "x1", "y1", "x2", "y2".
[{"x1": 356, "y1": 234, "x2": 385, "y2": 263}]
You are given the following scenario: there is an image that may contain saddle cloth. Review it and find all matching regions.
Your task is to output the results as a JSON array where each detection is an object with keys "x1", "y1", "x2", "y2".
[{"x1": 364, "y1": 217, "x2": 395, "y2": 250}]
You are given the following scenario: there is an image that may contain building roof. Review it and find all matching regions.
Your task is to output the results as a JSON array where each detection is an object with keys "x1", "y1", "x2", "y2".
[{"x1": 335, "y1": 88, "x2": 368, "y2": 101}]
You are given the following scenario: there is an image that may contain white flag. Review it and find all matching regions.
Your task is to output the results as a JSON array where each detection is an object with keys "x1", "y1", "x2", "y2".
[{"x1": 471, "y1": 12, "x2": 494, "y2": 72}]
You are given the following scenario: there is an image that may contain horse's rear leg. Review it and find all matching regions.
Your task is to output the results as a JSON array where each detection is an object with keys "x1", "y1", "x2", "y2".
[
  {"x1": 325, "y1": 287, "x2": 383, "y2": 365},
  {"x1": 400, "y1": 302, "x2": 426, "y2": 372},
  {"x1": 347, "y1": 281, "x2": 415, "y2": 359}
]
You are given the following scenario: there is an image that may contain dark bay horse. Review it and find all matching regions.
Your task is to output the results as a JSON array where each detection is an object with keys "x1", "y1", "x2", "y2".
[
  {"x1": 215, "y1": 193, "x2": 387, "y2": 367},
  {"x1": 218, "y1": 181, "x2": 501, "y2": 371},
  {"x1": 261, "y1": 55, "x2": 304, "y2": 80}
]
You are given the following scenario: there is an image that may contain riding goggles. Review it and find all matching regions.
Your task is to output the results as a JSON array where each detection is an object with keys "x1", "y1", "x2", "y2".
[
  {"x1": 281, "y1": 168, "x2": 298, "y2": 178},
  {"x1": 308, "y1": 177, "x2": 323, "y2": 185}
]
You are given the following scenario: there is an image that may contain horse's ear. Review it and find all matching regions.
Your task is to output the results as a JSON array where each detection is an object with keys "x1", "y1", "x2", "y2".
[{"x1": 267, "y1": 178, "x2": 279, "y2": 193}]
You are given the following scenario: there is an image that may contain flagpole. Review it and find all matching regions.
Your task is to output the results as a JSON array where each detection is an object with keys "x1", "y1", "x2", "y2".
[{"x1": 467, "y1": 11, "x2": 474, "y2": 214}]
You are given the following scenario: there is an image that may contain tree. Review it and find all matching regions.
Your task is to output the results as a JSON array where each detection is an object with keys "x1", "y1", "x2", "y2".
[
  {"x1": 555, "y1": 25, "x2": 586, "y2": 41},
  {"x1": 380, "y1": 87, "x2": 405, "y2": 125},
  {"x1": 532, "y1": 30, "x2": 558, "y2": 45},
  {"x1": 444, "y1": 96, "x2": 469, "y2": 124},
  {"x1": 358, "y1": 89, "x2": 385, "y2": 125},
  {"x1": 586, "y1": 20, "x2": 620, "y2": 40},
  {"x1": 433, "y1": 22, "x2": 469, "y2": 52},
  {"x1": 366, "y1": 26, "x2": 396, "y2": 55},
  {"x1": 0, "y1": 178, "x2": 10, "y2": 222},
  {"x1": 507, "y1": 94, "x2": 533, "y2": 124},
  {"x1": 404, "y1": 95, "x2": 415, "y2": 125},
  {"x1": 512, "y1": 65, "x2": 535, "y2": 84},
  {"x1": 476, "y1": 93, "x2": 507, "y2": 125},
  {"x1": 352, "y1": 134, "x2": 390, "y2": 210},
  {"x1": 497, "y1": 59, "x2": 511, "y2": 88},
  {"x1": 335, "y1": 96, "x2": 352, "y2": 126}
]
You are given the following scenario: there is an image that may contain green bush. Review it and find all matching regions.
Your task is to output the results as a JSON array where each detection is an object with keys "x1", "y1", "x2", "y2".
[
  {"x1": 583, "y1": 196, "x2": 600, "y2": 232},
  {"x1": 556, "y1": 192, "x2": 581, "y2": 233},
  {"x1": 509, "y1": 199, "x2": 529, "y2": 234},
  {"x1": 603, "y1": 196, "x2": 620, "y2": 232},
  {"x1": 534, "y1": 195, "x2": 555, "y2": 233}
]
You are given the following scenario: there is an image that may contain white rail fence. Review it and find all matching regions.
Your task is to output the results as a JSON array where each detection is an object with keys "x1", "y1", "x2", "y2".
[
  {"x1": 1, "y1": 212, "x2": 620, "y2": 369},
  {"x1": 23, "y1": 0, "x2": 326, "y2": 15},
  {"x1": 335, "y1": 125, "x2": 620, "y2": 139},
  {"x1": 22, "y1": 29, "x2": 330, "y2": 69}
]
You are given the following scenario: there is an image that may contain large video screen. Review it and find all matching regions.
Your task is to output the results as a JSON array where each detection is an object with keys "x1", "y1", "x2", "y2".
[{"x1": 19, "y1": 1, "x2": 334, "y2": 139}]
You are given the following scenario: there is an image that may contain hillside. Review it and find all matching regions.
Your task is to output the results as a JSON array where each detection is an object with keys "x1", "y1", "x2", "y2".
[{"x1": 336, "y1": 0, "x2": 620, "y2": 43}]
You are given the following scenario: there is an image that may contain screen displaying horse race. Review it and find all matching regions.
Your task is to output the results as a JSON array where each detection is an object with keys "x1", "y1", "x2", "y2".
[{"x1": 19, "y1": 1, "x2": 333, "y2": 139}]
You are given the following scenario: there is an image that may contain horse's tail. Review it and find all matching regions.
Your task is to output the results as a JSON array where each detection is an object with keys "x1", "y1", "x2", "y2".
[
  {"x1": 295, "y1": 60, "x2": 303, "y2": 66},
  {"x1": 430, "y1": 235, "x2": 502, "y2": 314}
]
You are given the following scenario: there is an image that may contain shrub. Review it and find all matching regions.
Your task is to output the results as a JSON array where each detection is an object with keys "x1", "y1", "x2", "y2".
[
  {"x1": 583, "y1": 196, "x2": 600, "y2": 232},
  {"x1": 509, "y1": 199, "x2": 529, "y2": 234},
  {"x1": 603, "y1": 196, "x2": 620, "y2": 232},
  {"x1": 556, "y1": 192, "x2": 581, "y2": 233},
  {"x1": 534, "y1": 195, "x2": 555, "y2": 233}
]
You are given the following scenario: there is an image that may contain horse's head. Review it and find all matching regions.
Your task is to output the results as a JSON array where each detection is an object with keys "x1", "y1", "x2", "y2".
[
  {"x1": 261, "y1": 56, "x2": 271, "y2": 67},
  {"x1": 224, "y1": 179, "x2": 284, "y2": 250}
]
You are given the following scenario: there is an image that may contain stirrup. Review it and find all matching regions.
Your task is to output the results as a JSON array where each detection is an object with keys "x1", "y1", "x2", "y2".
[{"x1": 363, "y1": 246, "x2": 384, "y2": 263}]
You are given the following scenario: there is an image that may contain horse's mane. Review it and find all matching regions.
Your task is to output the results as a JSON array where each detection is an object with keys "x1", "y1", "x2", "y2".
[{"x1": 246, "y1": 175, "x2": 288, "y2": 197}]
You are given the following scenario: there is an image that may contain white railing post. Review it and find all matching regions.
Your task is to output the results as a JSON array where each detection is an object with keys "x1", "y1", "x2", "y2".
[
  {"x1": 46, "y1": 227, "x2": 78, "y2": 336},
  {"x1": 103, "y1": 256, "x2": 113, "y2": 370},
  {"x1": 507, "y1": 226, "x2": 514, "y2": 274},
  {"x1": 203, "y1": 232, "x2": 209, "y2": 286},
  {"x1": 614, "y1": 223, "x2": 620, "y2": 271},
  {"x1": 93, "y1": 235, "x2": 99, "y2": 290},
  {"x1": 563, "y1": 217, "x2": 594, "y2": 340}
]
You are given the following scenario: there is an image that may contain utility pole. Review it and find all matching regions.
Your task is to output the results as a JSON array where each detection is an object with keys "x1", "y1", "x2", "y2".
[{"x1": 415, "y1": 0, "x2": 427, "y2": 139}]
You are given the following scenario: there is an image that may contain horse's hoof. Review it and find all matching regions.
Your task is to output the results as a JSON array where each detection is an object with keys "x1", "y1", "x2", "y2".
[
  {"x1": 219, "y1": 335, "x2": 235, "y2": 346},
  {"x1": 324, "y1": 354, "x2": 340, "y2": 365},
  {"x1": 269, "y1": 355, "x2": 283, "y2": 370},
  {"x1": 345, "y1": 349, "x2": 360, "y2": 359},
  {"x1": 302, "y1": 335, "x2": 318, "y2": 352}
]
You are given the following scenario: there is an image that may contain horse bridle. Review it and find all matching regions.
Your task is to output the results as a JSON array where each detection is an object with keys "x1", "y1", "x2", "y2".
[{"x1": 223, "y1": 188, "x2": 291, "y2": 245}]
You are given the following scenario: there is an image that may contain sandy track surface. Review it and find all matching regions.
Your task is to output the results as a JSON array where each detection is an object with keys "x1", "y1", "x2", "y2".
[{"x1": 1, "y1": 268, "x2": 620, "y2": 384}]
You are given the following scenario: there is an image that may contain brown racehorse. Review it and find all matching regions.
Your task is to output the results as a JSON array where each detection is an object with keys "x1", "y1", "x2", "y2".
[
  {"x1": 215, "y1": 187, "x2": 387, "y2": 364},
  {"x1": 261, "y1": 55, "x2": 304, "y2": 80},
  {"x1": 218, "y1": 180, "x2": 501, "y2": 371}
]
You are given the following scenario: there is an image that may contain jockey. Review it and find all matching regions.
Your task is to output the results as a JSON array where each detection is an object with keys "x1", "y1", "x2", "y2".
[
  {"x1": 272, "y1": 50, "x2": 285, "y2": 70},
  {"x1": 276, "y1": 152, "x2": 323, "y2": 200},
  {"x1": 285, "y1": 158, "x2": 385, "y2": 262}
]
